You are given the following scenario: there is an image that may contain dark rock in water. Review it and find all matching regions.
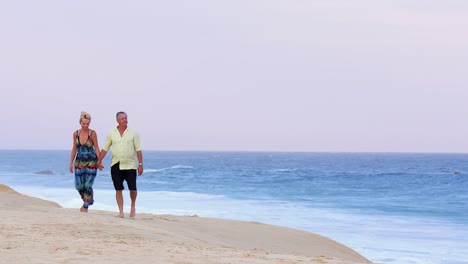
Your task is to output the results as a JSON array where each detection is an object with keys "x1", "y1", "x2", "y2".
[{"x1": 35, "y1": 170, "x2": 54, "y2": 175}]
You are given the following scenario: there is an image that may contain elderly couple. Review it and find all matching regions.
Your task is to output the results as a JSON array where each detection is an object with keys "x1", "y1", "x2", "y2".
[{"x1": 69, "y1": 111, "x2": 143, "y2": 218}]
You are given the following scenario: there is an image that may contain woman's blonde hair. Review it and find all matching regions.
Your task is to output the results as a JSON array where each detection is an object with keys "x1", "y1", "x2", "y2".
[{"x1": 79, "y1": 111, "x2": 92, "y2": 123}]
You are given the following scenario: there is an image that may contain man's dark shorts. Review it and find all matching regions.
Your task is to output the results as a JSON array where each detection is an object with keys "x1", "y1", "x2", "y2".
[{"x1": 111, "y1": 163, "x2": 137, "y2": 191}]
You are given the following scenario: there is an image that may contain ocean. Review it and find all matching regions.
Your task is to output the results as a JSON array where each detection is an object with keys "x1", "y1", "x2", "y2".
[{"x1": 1, "y1": 150, "x2": 467, "y2": 264}]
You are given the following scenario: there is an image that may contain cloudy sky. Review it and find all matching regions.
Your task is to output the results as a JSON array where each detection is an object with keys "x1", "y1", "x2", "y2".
[{"x1": 1, "y1": 1, "x2": 467, "y2": 152}]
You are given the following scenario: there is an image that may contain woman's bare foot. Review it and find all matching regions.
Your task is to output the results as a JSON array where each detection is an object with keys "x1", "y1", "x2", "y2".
[{"x1": 130, "y1": 208, "x2": 136, "y2": 218}]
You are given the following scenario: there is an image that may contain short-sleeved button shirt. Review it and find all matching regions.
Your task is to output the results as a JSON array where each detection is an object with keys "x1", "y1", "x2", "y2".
[{"x1": 103, "y1": 127, "x2": 141, "y2": 170}]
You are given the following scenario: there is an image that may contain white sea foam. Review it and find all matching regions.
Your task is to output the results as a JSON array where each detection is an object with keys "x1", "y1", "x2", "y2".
[{"x1": 144, "y1": 165, "x2": 194, "y2": 173}]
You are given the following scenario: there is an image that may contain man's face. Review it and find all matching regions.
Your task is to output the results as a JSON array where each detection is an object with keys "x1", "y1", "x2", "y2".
[{"x1": 117, "y1": 113, "x2": 128, "y2": 127}]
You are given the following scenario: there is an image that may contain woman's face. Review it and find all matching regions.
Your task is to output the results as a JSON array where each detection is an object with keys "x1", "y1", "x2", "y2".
[{"x1": 80, "y1": 118, "x2": 90, "y2": 129}]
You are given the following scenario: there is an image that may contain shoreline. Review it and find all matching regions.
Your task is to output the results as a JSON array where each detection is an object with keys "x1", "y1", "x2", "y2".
[{"x1": 1, "y1": 184, "x2": 372, "y2": 264}]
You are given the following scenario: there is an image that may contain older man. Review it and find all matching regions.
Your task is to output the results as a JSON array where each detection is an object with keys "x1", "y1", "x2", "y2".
[{"x1": 98, "y1": 111, "x2": 143, "y2": 218}]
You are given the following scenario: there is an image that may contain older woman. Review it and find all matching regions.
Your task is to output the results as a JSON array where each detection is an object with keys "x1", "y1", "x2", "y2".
[{"x1": 69, "y1": 111, "x2": 100, "y2": 212}]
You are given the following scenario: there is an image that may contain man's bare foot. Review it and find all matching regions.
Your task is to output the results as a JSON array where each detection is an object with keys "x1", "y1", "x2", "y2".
[
  {"x1": 130, "y1": 208, "x2": 136, "y2": 218},
  {"x1": 80, "y1": 206, "x2": 88, "y2": 213},
  {"x1": 115, "y1": 213, "x2": 124, "y2": 218}
]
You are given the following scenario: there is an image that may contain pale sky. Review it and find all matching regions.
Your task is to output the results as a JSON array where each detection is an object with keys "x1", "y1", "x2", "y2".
[{"x1": 1, "y1": 1, "x2": 467, "y2": 152}]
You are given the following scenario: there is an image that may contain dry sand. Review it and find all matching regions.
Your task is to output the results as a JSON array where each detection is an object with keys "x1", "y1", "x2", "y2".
[{"x1": 0, "y1": 184, "x2": 372, "y2": 264}]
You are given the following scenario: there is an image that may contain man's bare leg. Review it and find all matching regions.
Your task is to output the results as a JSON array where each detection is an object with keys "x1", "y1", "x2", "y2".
[
  {"x1": 130, "y1": 190, "x2": 137, "y2": 218},
  {"x1": 116, "y1": 190, "x2": 124, "y2": 218}
]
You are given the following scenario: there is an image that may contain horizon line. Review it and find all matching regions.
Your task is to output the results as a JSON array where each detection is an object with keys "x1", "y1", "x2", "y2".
[{"x1": 0, "y1": 148, "x2": 467, "y2": 155}]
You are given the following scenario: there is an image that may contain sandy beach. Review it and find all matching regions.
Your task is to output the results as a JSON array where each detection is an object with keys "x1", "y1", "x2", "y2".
[{"x1": 0, "y1": 184, "x2": 372, "y2": 264}]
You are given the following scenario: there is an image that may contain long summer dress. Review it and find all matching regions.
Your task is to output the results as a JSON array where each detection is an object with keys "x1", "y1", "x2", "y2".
[{"x1": 74, "y1": 130, "x2": 98, "y2": 209}]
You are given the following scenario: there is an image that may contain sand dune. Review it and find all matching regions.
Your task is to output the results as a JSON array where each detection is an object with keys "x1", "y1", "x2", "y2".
[{"x1": 0, "y1": 184, "x2": 372, "y2": 264}]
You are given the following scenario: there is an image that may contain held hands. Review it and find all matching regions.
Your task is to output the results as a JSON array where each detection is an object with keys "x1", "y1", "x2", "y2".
[{"x1": 97, "y1": 162, "x2": 104, "y2": 171}]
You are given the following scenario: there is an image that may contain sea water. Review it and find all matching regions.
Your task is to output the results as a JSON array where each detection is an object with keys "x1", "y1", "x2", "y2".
[{"x1": 1, "y1": 150, "x2": 467, "y2": 264}]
